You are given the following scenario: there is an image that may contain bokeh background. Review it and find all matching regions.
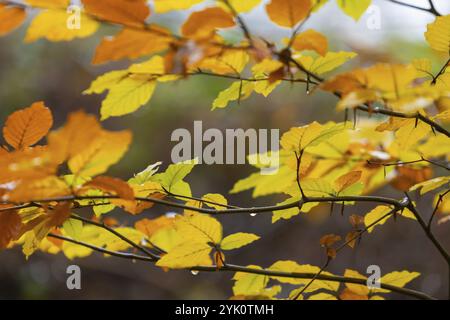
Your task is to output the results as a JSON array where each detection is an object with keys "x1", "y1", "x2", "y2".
[{"x1": 1, "y1": 0, "x2": 450, "y2": 299}]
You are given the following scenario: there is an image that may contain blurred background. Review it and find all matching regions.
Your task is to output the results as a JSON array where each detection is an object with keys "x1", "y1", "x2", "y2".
[{"x1": 0, "y1": 0, "x2": 449, "y2": 299}]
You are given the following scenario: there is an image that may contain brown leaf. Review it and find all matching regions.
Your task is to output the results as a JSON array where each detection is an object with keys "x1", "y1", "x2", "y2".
[
  {"x1": 349, "y1": 214, "x2": 364, "y2": 228},
  {"x1": 3, "y1": 101, "x2": 53, "y2": 150},
  {"x1": 391, "y1": 166, "x2": 432, "y2": 191},
  {"x1": 0, "y1": 210, "x2": 22, "y2": 249},
  {"x1": 345, "y1": 231, "x2": 360, "y2": 249},
  {"x1": 320, "y1": 233, "x2": 341, "y2": 247},
  {"x1": 84, "y1": 176, "x2": 135, "y2": 201},
  {"x1": 45, "y1": 202, "x2": 71, "y2": 228}
]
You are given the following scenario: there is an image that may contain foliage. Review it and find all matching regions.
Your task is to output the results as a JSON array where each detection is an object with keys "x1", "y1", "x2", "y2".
[{"x1": 0, "y1": 0, "x2": 449, "y2": 300}]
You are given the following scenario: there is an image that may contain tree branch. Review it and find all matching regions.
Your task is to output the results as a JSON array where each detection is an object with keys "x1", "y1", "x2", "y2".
[
  {"x1": 2, "y1": 194, "x2": 408, "y2": 216},
  {"x1": 385, "y1": 0, "x2": 442, "y2": 16},
  {"x1": 48, "y1": 232, "x2": 436, "y2": 300}
]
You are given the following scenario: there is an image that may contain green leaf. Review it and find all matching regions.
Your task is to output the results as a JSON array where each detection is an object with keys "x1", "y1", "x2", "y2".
[{"x1": 63, "y1": 218, "x2": 83, "y2": 240}]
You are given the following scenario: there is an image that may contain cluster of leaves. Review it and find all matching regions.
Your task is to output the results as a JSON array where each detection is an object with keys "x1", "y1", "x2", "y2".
[{"x1": 0, "y1": 0, "x2": 449, "y2": 300}]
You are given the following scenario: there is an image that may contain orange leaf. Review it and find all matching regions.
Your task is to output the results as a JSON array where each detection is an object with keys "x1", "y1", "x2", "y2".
[
  {"x1": 334, "y1": 170, "x2": 362, "y2": 193},
  {"x1": 181, "y1": 7, "x2": 236, "y2": 39},
  {"x1": 214, "y1": 251, "x2": 226, "y2": 269},
  {"x1": 3, "y1": 101, "x2": 53, "y2": 150},
  {"x1": 47, "y1": 111, "x2": 102, "y2": 163},
  {"x1": 291, "y1": 29, "x2": 328, "y2": 56},
  {"x1": 266, "y1": 0, "x2": 312, "y2": 28},
  {"x1": 339, "y1": 288, "x2": 368, "y2": 300},
  {"x1": 135, "y1": 216, "x2": 176, "y2": 237},
  {"x1": 0, "y1": 146, "x2": 57, "y2": 184},
  {"x1": 92, "y1": 27, "x2": 171, "y2": 64},
  {"x1": 81, "y1": 0, "x2": 150, "y2": 28},
  {"x1": 0, "y1": 210, "x2": 22, "y2": 249},
  {"x1": 391, "y1": 166, "x2": 433, "y2": 191},
  {"x1": 0, "y1": 4, "x2": 26, "y2": 36},
  {"x1": 84, "y1": 176, "x2": 135, "y2": 201},
  {"x1": 45, "y1": 202, "x2": 71, "y2": 229},
  {"x1": 7, "y1": 176, "x2": 71, "y2": 203}
]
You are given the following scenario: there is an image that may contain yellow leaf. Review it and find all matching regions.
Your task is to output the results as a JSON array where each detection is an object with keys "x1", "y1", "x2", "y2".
[
  {"x1": 220, "y1": 233, "x2": 260, "y2": 250},
  {"x1": 364, "y1": 205, "x2": 392, "y2": 233},
  {"x1": 212, "y1": 80, "x2": 254, "y2": 109},
  {"x1": 25, "y1": 9, "x2": 99, "y2": 42},
  {"x1": 154, "y1": 0, "x2": 204, "y2": 13},
  {"x1": 425, "y1": 15, "x2": 450, "y2": 54},
  {"x1": 281, "y1": 122, "x2": 345, "y2": 152},
  {"x1": 83, "y1": 70, "x2": 129, "y2": 95},
  {"x1": 344, "y1": 269, "x2": 369, "y2": 296},
  {"x1": 156, "y1": 241, "x2": 212, "y2": 268},
  {"x1": 176, "y1": 213, "x2": 223, "y2": 244},
  {"x1": 296, "y1": 51, "x2": 357, "y2": 75},
  {"x1": 230, "y1": 165, "x2": 295, "y2": 197},
  {"x1": 195, "y1": 50, "x2": 249, "y2": 75},
  {"x1": 410, "y1": 176, "x2": 450, "y2": 195},
  {"x1": 3, "y1": 101, "x2": 53, "y2": 149},
  {"x1": 232, "y1": 265, "x2": 268, "y2": 295},
  {"x1": 62, "y1": 218, "x2": 83, "y2": 240},
  {"x1": 226, "y1": 0, "x2": 261, "y2": 13},
  {"x1": 412, "y1": 58, "x2": 432, "y2": 78},
  {"x1": 374, "y1": 271, "x2": 420, "y2": 293},
  {"x1": 266, "y1": 0, "x2": 312, "y2": 28},
  {"x1": 100, "y1": 76, "x2": 157, "y2": 120},
  {"x1": 68, "y1": 130, "x2": 132, "y2": 177},
  {"x1": 269, "y1": 260, "x2": 340, "y2": 292},
  {"x1": 0, "y1": 4, "x2": 26, "y2": 36},
  {"x1": 181, "y1": 7, "x2": 236, "y2": 39},
  {"x1": 393, "y1": 120, "x2": 430, "y2": 151},
  {"x1": 152, "y1": 161, "x2": 196, "y2": 196},
  {"x1": 201, "y1": 193, "x2": 228, "y2": 210},
  {"x1": 81, "y1": 0, "x2": 150, "y2": 28},
  {"x1": 336, "y1": 0, "x2": 371, "y2": 21},
  {"x1": 291, "y1": 29, "x2": 328, "y2": 56}
]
